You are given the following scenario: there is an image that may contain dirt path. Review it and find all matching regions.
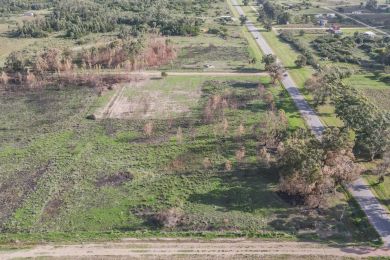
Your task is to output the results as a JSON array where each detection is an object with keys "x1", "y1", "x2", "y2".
[
  {"x1": 94, "y1": 71, "x2": 267, "y2": 77},
  {"x1": 1, "y1": 239, "x2": 390, "y2": 259}
]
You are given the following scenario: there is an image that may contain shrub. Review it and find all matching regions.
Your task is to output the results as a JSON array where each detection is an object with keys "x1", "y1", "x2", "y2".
[{"x1": 153, "y1": 208, "x2": 184, "y2": 228}]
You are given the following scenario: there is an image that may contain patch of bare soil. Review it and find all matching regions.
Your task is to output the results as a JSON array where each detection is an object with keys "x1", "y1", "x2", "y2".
[
  {"x1": 104, "y1": 80, "x2": 199, "y2": 120},
  {"x1": 95, "y1": 172, "x2": 134, "y2": 187},
  {"x1": 0, "y1": 162, "x2": 50, "y2": 226},
  {"x1": 40, "y1": 198, "x2": 63, "y2": 222},
  {"x1": 1, "y1": 239, "x2": 390, "y2": 259}
]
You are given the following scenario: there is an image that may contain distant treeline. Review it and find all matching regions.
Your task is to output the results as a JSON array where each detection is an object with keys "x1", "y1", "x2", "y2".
[{"x1": 3, "y1": 0, "x2": 217, "y2": 39}]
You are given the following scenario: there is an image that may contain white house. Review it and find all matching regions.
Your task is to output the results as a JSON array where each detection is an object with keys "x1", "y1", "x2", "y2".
[
  {"x1": 24, "y1": 12, "x2": 34, "y2": 17},
  {"x1": 363, "y1": 31, "x2": 376, "y2": 38},
  {"x1": 326, "y1": 13, "x2": 336, "y2": 18}
]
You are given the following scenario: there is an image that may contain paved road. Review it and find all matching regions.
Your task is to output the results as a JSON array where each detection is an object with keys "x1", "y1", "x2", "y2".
[
  {"x1": 231, "y1": 0, "x2": 390, "y2": 247},
  {"x1": 232, "y1": 0, "x2": 324, "y2": 138}
]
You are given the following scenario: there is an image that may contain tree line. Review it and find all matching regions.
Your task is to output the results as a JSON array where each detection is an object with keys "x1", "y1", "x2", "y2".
[{"x1": 11, "y1": 0, "x2": 211, "y2": 39}]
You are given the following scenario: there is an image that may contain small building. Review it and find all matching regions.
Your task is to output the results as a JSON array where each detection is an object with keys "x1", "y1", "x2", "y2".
[
  {"x1": 363, "y1": 31, "x2": 376, "y2": 38},
  {"x1": 314, "y1": 14, "x2": 323, "y2": 19},
  {"x1": 204, "y1": 64, "x2": 215, "y2": 69},
  {"x1": 328, "y1": 24, "x2": 342, "y2": 34},
  {"x1": 24, "y1": 12, "x2": 34, "y2": 17},
  {"x1": 217, "y1": 15, "x2": 232, "y2": 22},
  {"x1": 318, "y1": 18, "x2": 328, "y2": 27},
  {"x1": 326, "y1": 13, "x2": 336, "y2": 18},
  {"x1": 378, "y1": 4, "x2": 390, "y2": 11}
]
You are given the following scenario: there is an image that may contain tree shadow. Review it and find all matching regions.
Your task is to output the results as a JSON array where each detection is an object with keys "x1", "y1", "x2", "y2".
[
  {"x1": 187, "y1": 171, "x2": 287, "y2": 213},
  {"x1": 232, "y1": 67, "x2": 263, "y2": 73}
]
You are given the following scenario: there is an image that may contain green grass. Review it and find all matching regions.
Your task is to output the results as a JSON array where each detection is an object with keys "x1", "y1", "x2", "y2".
[
  {"x1": 365, "y1": 175, "x2": 390, "y2": 212},
  {"x1": 345, "y1": 74, "x2": 389, "y2": 90},
  {"x1": 0, "y1": 74, "x2": 379, "y2": 246}
]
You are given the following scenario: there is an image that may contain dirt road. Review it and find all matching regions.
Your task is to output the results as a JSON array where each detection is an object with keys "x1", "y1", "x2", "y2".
[
  {"x1": 1, "y1": 239, "x2": 390, "y2": 259},
  {"x1": 96, "y1": 71, "x2": 267, "y2": 77}
]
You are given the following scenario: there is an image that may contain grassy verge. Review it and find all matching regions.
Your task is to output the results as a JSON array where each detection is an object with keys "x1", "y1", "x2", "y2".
[{"x1": 365, "y1": 175, "x2": 390, "y2": 212}]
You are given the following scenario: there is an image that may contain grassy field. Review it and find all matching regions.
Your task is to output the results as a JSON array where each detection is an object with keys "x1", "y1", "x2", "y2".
[{"x1": 0, "y1": 74, "x2": 380, "y2": 246}]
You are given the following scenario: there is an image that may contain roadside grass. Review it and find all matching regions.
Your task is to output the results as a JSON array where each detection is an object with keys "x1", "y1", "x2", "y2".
[
  {"x1": 0, "y1": 74, "x2": 379, "y2": 246},
  {"x1": 232, "y1": 2, "x2": 344, "y2": 129},
  {"x1": 365, "y1": 175, "x2": 390, "y2": 212}
]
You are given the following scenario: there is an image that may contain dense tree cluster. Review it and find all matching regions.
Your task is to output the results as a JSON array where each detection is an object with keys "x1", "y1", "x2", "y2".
[
  {"x1": 1, "y1": 36, "x2": 177, "y2": 88},
  {"x1": 312, "y1": 35, "x2": 361, "y2": 64},
  {"x1": 334, "y1": 84, "x2": 390, "y2": 160},
  {"x1": 305, "y1": 66, "x2": 389, "y2": 160},
  {"x1": 278, "y1": 128, "x2": 360, "y2": 208},
  {"x1": 259, "y1": 1, "x2": 291, "y2": 25},
  {"x1": 10, "y1": 0, "x2": 213, "y2": 39},
  {"x1": 0, "y1": 0, "x2": 52, "y2": 15},
  {"x1": 311, "y1": 33, "x2": 390, "y2": 66}
]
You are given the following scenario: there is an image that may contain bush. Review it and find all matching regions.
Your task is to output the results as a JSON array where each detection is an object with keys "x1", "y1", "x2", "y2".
[{"x1": 153, "y1": 208, "x2": 184, "y2": 228}]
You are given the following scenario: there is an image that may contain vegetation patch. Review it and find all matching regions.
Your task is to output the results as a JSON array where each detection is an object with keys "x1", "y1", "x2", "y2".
[{"x1": 96, "y1": 172, "x2": 134, "y2": 188}]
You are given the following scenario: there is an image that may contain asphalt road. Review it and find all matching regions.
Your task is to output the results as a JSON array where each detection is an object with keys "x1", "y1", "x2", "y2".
[{"x1": 230, "y1": 0, "x2": 390, "y2": 247}]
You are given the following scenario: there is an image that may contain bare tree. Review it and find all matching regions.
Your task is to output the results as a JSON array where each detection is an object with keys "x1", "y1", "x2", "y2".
[
  {"x1": 144, "y1": 121, "x2": 154, "y2": 137},
  {"x1": 0, "y1": 71, "x2": 9, "y2": 85},
  {"x1": 222, "y1": 118, "x2": 229, "y2": 136},
  {"x1": 225, "y1": 160, "x2": 233, "y2": 171},
  {"x1": 203, "y1": 157, "x2": 212, "y2": 169},
  {"x1": 237, "y1": 123, "x2": 245, "y2": 139},
  {"x1": 176, "y1": 127, "x2": 183, "y2": 144},
  {"x1": 235, "y1": 147, "x2": 246, "y2": 163}
]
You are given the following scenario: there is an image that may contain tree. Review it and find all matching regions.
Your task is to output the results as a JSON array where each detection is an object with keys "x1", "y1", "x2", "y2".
[
  {"x1": 144, "y1": 122, "x2": 154, "y2": 137},
  {"x1": 376, "y1": 150, "x2": 390, "y2": 183},
  {"x1": 295, "y1": 55, "x2": 307, "y2": 68},
  {"x1": 276, "y1": 12, "x2": 291, "y2": 25},
  {"x1": 255, "y1": 110, "x2": 288, "y2": 147},
  {"x1": 243, "y1": 0, "x2": 250, "y2": 6},
  {"x1": 0, "y1": 72, "x2": 9, "y2": 85},
  {"x1": 278, "y1": 128, "x2": 360, "y2": 208},
  {"x1": 305, "y1": 66, "x2": 352, "y2": 105},
  {"x1": 264, "y1": 20, "x2": 273, "y2": 31},
  {"x1": 265, "y1": 63, "x2": 283, "y2": 84},
  {"x1": 4, "y1": 51, "x2": 28, "y2": 72},
  {"x1": 334, "y1": 85, "x2": 390, "y2": 160},
  {"x1": 366, "y1": 0, "x2": 378, "y2": 9},
  {"x1": 262, "y1": 54, "x2": 277, "y2": 65},
  {"x1": 239, "y1": 15, "x2": 247, "y2": 25}
]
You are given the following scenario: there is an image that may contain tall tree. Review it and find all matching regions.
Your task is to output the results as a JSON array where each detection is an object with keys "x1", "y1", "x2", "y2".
[{"x1": 278, "y1": 128, "x2": 359, "y2": 208}]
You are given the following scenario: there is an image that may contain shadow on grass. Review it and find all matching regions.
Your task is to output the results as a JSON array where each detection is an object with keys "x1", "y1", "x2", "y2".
[
  {"x1": 187, "y1": 170, "x2": 285, "y2": 213},
  {"x1": 232, "y1": 67, "x2": 263, "y2": 73}
]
